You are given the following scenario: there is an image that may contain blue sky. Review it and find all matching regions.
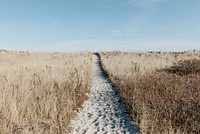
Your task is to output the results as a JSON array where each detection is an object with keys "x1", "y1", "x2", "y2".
[{"x1": 0, "y1": 0, "x2": 200, "y2": 52}]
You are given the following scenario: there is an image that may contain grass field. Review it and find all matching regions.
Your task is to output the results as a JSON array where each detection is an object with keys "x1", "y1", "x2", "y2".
[
  {"x1": 0, "y1": 50, "x2": 92, "y2": 133},
  {"x1": 100, "y1": 51, "x2": 200, "y2": 134},
  {"x1": 1, "y1": 50, "x2": 200, "y2": 133}
]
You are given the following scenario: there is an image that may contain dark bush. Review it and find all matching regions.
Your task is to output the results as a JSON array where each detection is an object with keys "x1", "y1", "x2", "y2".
[{"x1": 162, "y1": 59, "x2": 200, "y2": 76}]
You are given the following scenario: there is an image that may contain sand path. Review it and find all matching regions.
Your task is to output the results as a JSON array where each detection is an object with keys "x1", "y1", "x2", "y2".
[{"x1": 70, "y1": 54, "x2": 138, "y2": 134}]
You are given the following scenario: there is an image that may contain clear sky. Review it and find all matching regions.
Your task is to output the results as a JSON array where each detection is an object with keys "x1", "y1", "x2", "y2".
[{"x1": 0, "y1": 0, "x2": 200, "y2": 52}]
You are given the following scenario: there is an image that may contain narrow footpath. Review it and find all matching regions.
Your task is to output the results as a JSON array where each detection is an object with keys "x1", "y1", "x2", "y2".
[{"x1": 70, "y1": 53, "x2": 138, "y2": 134}]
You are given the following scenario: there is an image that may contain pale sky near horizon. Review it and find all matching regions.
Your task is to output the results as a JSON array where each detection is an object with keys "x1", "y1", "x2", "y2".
[{"x1": 0, "y1": 0, "x2": 200, "y2": 52}]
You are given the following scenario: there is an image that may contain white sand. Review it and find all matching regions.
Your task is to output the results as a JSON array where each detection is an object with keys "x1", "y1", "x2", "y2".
[{"x1": 70, "y1": 54, "x2": 138, "y2": 134}]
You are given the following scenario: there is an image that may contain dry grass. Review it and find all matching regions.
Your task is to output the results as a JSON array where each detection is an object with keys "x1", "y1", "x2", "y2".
[
  {"x1": 0, "y1": 50, "x2": 92, "y2": 133},
  {"x1": 100, "y1": 51, "x2": 200, "y2": 134}
]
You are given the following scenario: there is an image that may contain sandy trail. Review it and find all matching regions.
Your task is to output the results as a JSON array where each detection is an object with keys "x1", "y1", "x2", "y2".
[{"x1": 70, "y1": 54, "x2": 138, "y2": 134}]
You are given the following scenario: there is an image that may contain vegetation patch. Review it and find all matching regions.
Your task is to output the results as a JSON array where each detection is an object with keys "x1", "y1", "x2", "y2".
[
  {"x1": 161, "y1": 59, "x2": 200, "y2": 76},
  {"x1": 0, "y1": 51, "x2": 92, "y2": 133},
  {"x1": 100, "y1": 51, "x2": 200, "y2": 134}
]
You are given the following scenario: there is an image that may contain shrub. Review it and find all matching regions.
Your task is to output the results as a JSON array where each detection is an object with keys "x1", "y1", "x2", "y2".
[{"x1": 162, "y1": 59, "x2": 200, "y2": 76}]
